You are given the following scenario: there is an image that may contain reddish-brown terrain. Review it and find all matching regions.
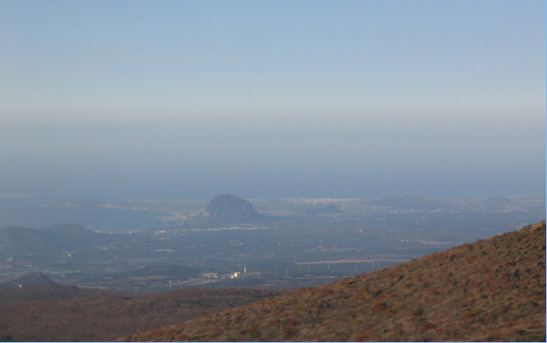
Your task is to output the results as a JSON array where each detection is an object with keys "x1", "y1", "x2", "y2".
[
  {"x1": 0, "y1": 287, "x2": 281, "y2": 341},
  {"x1": 121, "y1": 221, "x2": 546, "y2": 342}
]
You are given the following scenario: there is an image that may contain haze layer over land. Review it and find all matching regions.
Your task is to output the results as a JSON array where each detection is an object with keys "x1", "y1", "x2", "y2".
[{"x1": 1, "y1": 0, "x2": 545, "y2": 202}]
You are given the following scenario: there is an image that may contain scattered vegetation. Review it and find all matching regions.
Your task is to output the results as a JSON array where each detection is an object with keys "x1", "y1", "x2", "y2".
[
  {"x1": 0, "y1": 287, "x2": 281, "y2": 341},
  {"x1": 121, "y1": 221, "x2": 546, "y2": 342}
]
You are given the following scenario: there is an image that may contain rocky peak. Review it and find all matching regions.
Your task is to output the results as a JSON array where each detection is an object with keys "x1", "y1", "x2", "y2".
[{"x1": 203, "y1": 194, "x2": 263, "y2": 223}]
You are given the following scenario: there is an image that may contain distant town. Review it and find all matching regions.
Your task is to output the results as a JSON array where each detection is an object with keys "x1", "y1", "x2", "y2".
[{"x1": 1, "y1": 194, "x2": 544, "y2": 292}]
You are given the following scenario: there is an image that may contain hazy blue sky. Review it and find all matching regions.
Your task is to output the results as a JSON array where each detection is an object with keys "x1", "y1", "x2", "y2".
[{"x1": 1, "y1": 0, "x2": 545, "y2": 201}]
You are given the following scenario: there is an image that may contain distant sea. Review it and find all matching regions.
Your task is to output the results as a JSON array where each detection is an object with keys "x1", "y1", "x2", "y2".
[{"x1": 0, "y1": 197, "x2": 167, "y2": 232}]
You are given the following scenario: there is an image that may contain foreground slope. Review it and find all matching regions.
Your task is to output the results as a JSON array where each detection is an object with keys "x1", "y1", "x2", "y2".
[
  {"x1": 0, "y1": 287, "x2": 280, "y2": 342},
  {"x1": 122, "y1": 221, "x2": 546, "y2": 342}
]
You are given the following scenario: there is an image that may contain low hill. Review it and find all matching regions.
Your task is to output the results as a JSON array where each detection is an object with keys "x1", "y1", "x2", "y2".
[
  {"x1": 121, "y1": 221, "x2": 546, "y2": 342},
  {"x1": 42, "y1": 223, "x2": 100, "y2": 247},
  {"x1": 0, "y1": 272, "x2": 60, "y2": 289},
  {"x1": 0, "y1": 287, "x2": 281, "y2": 342},
  {"x1": 0, "y1": 226, "x2": 58, "y2": 257},
  {"x1": 0, "y1": 223, "x2": 100, "y2": 260}
]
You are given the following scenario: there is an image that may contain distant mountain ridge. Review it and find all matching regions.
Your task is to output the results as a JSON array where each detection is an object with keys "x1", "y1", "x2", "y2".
[{"x1": 121, "y1": 221, "x2": 546, "y2": 342}]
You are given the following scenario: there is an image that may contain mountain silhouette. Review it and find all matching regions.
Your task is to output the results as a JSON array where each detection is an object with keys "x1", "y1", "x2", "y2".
[
  {"x1": 183, "y1": 194, "x2": 265, "y2": 227},
  {"x1": 204, "y1": 194, "x2": 263, "y2": 221}
]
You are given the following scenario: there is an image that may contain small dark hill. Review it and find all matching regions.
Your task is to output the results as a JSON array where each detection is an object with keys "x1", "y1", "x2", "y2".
[
  {"x1": 43, "y1": 223, "x2": 100, "y2": 247},
  {"x1": 0, "y1": 272, "x2": 60, "y2": 289},
  {"x1": 122, "y1": 221, "x2": 546, "y2": 342}
]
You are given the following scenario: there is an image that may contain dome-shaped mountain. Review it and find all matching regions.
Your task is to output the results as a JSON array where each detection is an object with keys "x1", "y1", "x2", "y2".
[
  {"x1": 181, "y1": 194, "x2": 266, "y2": 228},
  {"x1": 203, "y1": 194, "x2": 263, "y2": 223},
  {"x1": 180, "y1": 194, "x2": 266, "y2": 228}
]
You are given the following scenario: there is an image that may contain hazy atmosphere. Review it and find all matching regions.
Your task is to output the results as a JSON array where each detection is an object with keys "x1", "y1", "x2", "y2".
[
  {"x1": 1, "y1": 3, "x2": 546, "y2": 341},
  {"x1": 1, "y1": 0, "x2": 545, "y2": 202}
]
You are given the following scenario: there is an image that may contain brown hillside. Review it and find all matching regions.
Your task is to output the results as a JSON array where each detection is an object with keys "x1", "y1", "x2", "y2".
[
  {"x1": 0, "y1": 287, "x2": 281, "y2": 342},
  {"x1": 121, "y1": 221, "x2": 546, "y2": 342}
]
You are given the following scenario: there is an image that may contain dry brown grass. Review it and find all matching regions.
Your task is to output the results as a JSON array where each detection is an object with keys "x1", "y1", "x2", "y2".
[
  {"x1": 121, "y1": 221, "x2": 546, "y2": 342},
  {"x1": 0, "y1": 287, "x2": 281, "y2": 341}
]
